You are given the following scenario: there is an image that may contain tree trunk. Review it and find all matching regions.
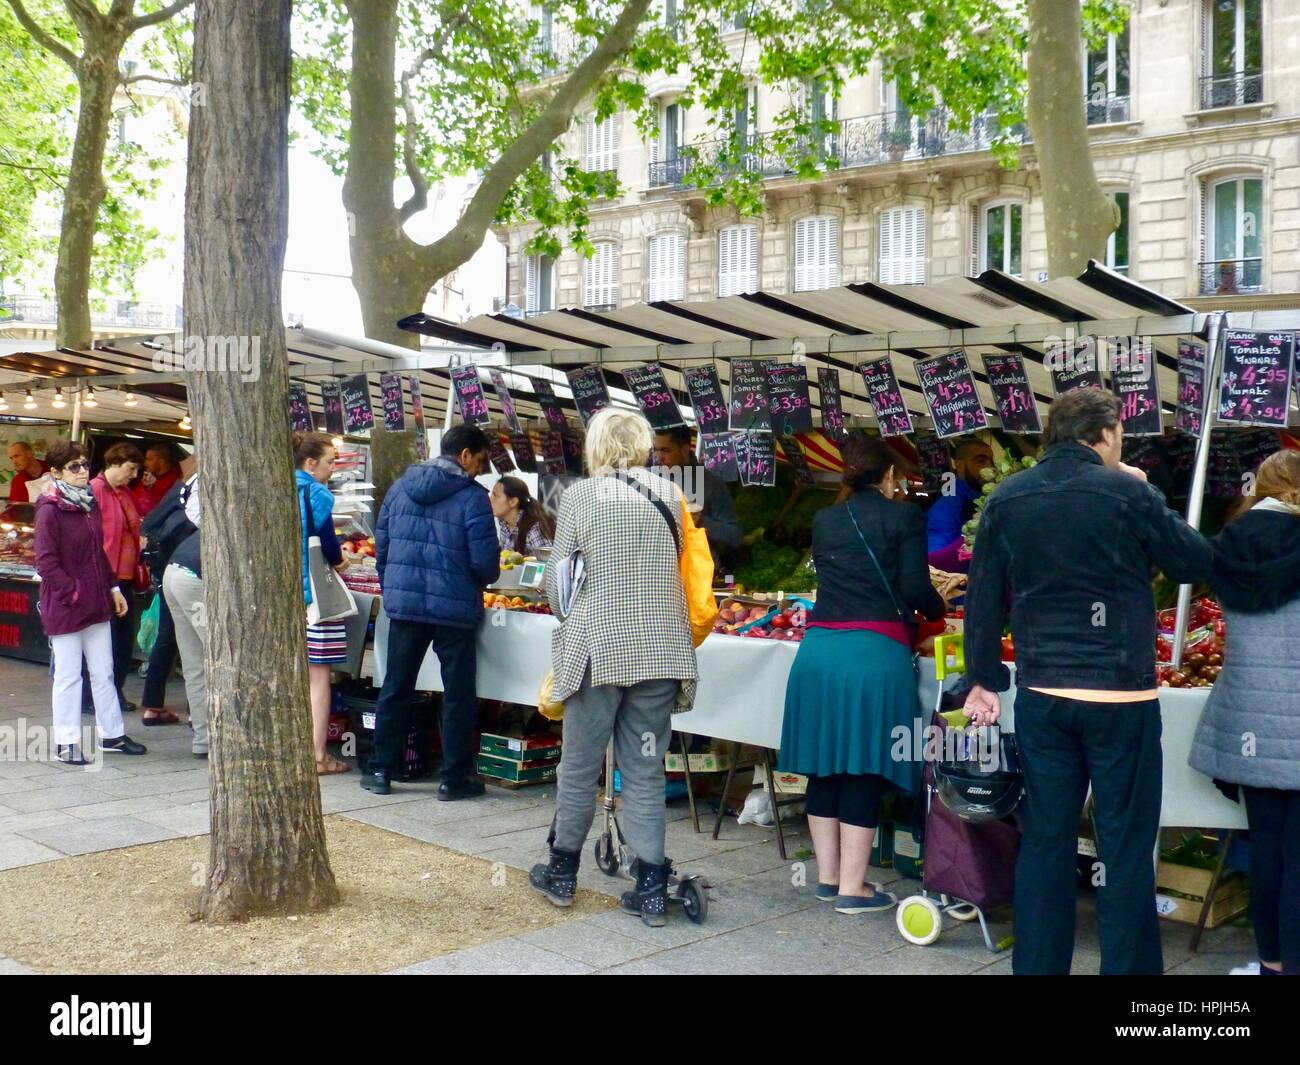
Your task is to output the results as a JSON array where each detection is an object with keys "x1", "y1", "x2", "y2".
[
  {"x1": 1025, "y1": 0, "x2": 1118, "y2": 278},
  {"x1": 55, "y1": 41, "x2": 124, "y2": 349},
  {"x1": 186, "y1": 0, "x2": 338, "y2": 922}
]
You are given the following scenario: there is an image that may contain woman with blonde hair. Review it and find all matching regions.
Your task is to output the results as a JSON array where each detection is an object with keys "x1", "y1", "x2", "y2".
[
  {"x1": 1191, "y1": 448, "x2": 1300, "y2": 976},
  {"x1": 530, "y1": 408, "x2": 697, "y2": 926}
]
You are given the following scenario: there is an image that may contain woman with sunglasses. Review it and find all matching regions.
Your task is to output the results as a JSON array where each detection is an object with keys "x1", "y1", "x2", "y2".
[{"x1": 34, "y1": 440, "x2": 147, "y2": 764}]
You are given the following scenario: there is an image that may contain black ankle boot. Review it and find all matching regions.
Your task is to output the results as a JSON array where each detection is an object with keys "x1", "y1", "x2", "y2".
[
  {"x1": 620, "y1": 858, "x2": 672, "y2": 927},
  {"x1": 529, "y1": 847, "x2": 580, "y2": 907}
]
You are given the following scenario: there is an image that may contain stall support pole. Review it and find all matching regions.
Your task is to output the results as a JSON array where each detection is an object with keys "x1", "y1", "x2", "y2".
[
  {"x1": 1171, "y1": 312, "x2": 1226, "y2": 670},
  {"x1": 70, "y1": 391, "x2": 83, "y2": 442}
]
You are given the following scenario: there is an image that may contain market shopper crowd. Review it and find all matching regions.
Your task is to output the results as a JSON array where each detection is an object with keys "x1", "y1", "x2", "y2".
[{"x1": 21, "y1": 384, "x2": 1299, "y2": 972}]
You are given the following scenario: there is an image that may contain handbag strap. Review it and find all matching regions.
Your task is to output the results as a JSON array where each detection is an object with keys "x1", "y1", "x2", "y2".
[{"x1": 843, "y1": 497, "x2": 910, "y2": 628}]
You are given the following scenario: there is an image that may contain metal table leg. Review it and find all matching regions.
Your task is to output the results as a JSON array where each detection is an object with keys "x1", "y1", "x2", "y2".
[
  {"x1": 711, "y1": 741, "x2": 742, "y2": 841},
  {"x1": 677, "y1": 730, "x2": 700, "y2": 833},
  {"x1": 1190, "y1": 830, "x2": 1235, "y2": 954},
  {"x1": 762, "y1": 748, "x2": 788, "y2": 861}
]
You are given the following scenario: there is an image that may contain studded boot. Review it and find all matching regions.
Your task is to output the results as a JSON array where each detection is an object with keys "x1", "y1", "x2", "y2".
[
  {"x1": 620, "y1": 858, "x2": 672, "y2": 927},
  {"x1": 529, "y1": 847, "x2": 580, "y2": 907}
]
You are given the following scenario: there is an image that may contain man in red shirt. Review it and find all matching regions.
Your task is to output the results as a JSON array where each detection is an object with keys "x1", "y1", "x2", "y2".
[
  {"x1": 5, "y1": 441, "x2": 48, "y2": 518},
  {"x1": 129, "y1": 443, "x2": 182, "y2": 517}
]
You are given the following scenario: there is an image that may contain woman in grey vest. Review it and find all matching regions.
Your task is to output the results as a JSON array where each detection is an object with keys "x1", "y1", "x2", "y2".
[{"x1": 1190, "y1": 449, "x2": 1300, "y2": 977}]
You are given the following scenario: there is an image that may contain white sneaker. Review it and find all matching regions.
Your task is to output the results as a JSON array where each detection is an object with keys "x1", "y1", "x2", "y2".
[{"x1": 1229, "y1": 961, "x2": 1260, "y2": 975}]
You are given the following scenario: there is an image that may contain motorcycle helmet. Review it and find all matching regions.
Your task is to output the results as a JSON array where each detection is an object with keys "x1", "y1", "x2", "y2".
[{"x1": 934, "y1": 726, "x2": 1023, "y2": 823}]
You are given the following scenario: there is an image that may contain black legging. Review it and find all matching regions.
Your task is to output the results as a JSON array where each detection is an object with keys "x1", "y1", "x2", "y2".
[
  {"x1": 141, "y1": 590, "x2": 178, "y2": 709},
  {"x1": 1242, "y1": 786, "x2": 1300, "y2": 975},
  {"x1": 805, "y1": 772, "x2": 887, "y2": 829}
]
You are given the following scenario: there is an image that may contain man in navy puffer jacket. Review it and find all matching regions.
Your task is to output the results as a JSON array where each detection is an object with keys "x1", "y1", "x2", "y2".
[{"x1": 365, "y1": 425, "x2": 500, "y2": 800}]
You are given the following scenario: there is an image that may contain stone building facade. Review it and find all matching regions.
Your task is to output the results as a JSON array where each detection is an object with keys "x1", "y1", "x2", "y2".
[{"x1": 496, "y1": 0, "x2": 1300, "y2": 316}]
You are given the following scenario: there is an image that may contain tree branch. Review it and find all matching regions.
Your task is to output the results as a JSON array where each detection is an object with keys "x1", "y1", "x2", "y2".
[
  {"x1": 120, "y1": 72, "x2": 187, "y2": 86},
  {"x1": 5, "y1": 0, "x2": 80, "y2": 69},
  {"x1": 128, "y1": 0, "x2": 194, "y2": 31},
  {"x1": 0, "y1": 155, "x2": 68, "y2": 188},
  {"x1": 417, "y1": 0, "x2": 654, "y2": 277},
  {"x1": 397, "y1": 11, "x2": 468, "y2": 223}
]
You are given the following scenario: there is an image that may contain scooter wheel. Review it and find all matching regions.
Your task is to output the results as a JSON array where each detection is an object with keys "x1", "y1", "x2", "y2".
[
  {"x1": 678, "y1": 876, "x2": 708, "y2": 924},
  {"x1": 594, "y1": 833, "x2": 619, "y2": 876},
  {"x1": 896, "y1": 895, "x2": 943, "y2": 946}
]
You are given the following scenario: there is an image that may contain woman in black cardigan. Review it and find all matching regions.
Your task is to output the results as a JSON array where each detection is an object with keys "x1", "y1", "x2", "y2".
[{"x1": 780, "y1": 432, "x2": 947, "y2": 915}]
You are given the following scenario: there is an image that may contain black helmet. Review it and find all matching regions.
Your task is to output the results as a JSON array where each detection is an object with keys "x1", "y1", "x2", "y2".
[{"x1": 934, "y1": 727, "x2": 1023, "y2": 823}]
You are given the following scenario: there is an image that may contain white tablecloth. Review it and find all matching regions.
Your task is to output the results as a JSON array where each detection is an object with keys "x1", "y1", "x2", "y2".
[{"x1": 370, "y1": 602, "x2": 1245, "y2": 830}]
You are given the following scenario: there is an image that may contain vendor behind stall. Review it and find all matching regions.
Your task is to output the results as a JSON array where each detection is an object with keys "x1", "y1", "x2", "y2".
[
  {"x1": 924, "y1": 437, "x2": 993, "y2": 569},
  {"x1": 4, "y1": 441, "x2": 48, "y2": 520},
  {"x1": 653, "y1": 427, "x2": 742, "y2": 566},
  {"x1": 129, "y1": 443, "x2": 182, "y2": 518}
]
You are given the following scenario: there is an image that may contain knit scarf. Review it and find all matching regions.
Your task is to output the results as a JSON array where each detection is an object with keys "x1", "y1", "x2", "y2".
[{"x1": 53, "y1": 478, "x2": 94, "y2": 513}]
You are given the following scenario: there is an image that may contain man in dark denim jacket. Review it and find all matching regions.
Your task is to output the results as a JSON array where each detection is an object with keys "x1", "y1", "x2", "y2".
[{"x1": 963, "y1": 388, "x2": 1212, "y2": 975}]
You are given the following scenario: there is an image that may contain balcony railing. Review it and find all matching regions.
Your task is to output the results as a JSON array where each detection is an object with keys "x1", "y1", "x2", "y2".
[
  {"x1": 1200, "y1": 70, "x2": 1263, "y2": 110},
  {"x1": 526, "y1": 31, "x2": 589, "y2": 71},
  {"x1": 647, "y1": 109, "x2": 1026, "y2": 190},
  {"x1": 1199, "y1": 258, "x2": 1263, "y2": 296},
  {"x1": 0, "y1": 294, "x2": 182, "y2": 329},
  {"x1": 1086, "y1": 93, "x2": 1130, "y2": 125}
]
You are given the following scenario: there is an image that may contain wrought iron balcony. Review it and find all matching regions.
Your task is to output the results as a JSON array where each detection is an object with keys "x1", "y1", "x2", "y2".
[
  {"x1": 526, "y1": 31, "x2": 589, "y2": 71},
  {"x1": 1086, "y1": 93, "x2": 1131, "y2": 125},
  {"x1": 1198, "y1": 258, "x2": 1263, "y2": 296},
  {"x1": 647, "y1": 110, "x2": 1026, "y2": 190},
  {"x1": 1200, "y1": 70, "x2": 1263, "y2": 110},
  {"x1": 0, "y1": 294, "x2": 182, "y2": 329}
]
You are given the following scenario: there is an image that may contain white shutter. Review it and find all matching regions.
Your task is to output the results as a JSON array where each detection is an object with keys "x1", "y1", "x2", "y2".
[
  {"x1": 585, "y1": 114, "x2": 596, "y2": 171},
  {"x1": 648, "y1": 234, "x2": 685, "y2": 302},
  {"x1": 586, "y1": 241, "x2": 618, "y2": 308},
  {"x1": 673, "y1": 232, "x2": 686, "y2": 300},
  {"x1": 882, "y1": 207, "x2": 927, "y2": 284},
  {"x1": 610, "y1": 112, "x2": 621, "y2": 174},
  {"x1": 525, "y1": 254, "x2": 538, "y2": 314},
  {"x1": 969, "y1": 207, "x2": 982, "y2": 276},
  {"x1": 718, "y1": 224, "x2": 757, "y2": 296},
  {"x1": 718, "y1": 227, "x2": 734, "y2": 296},
  {"x1": 795, "y1": 216, "x2": 838, "y2": 291},
  {"x1": 879, "y1": 209, "x2": 898, "y2": 284},
  {"x1": 647, "y1": 236, "x2": 663, "y2": 301}
]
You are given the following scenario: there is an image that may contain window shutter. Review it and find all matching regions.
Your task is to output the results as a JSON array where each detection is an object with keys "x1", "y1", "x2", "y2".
[
  {"x1": 610, "y1": 112, "x2": 621, "y2": 173},
  {"x1": 1200, "y1": 0, "x2": 1212, "y2": 79},
  {"x1": 1198, "y1": 179, "x2": 1208, "y2": 267},
  {"x1": 908, "y1": 208, "x2": 927, "y2": 284},
  {"x1": 824, "y1": 216, "x2": 839, "y2": 289},
  {"x1": 719, "y1": 224, "x2": 757, "y2": 297},
  {"x1": 969, "y1": 208, "x2": 981, "y2": 276},
  {"x1": 795, "y1": 216, "x2": 838, "y2": 291},
  {"x1": 648, "y1": 236, "x2": 662, "y2": 301},
  {"x1": 525, "y1": 254, "x2": 537, "y2": 314},
  {"x1": 674, "y1": 233, "x2": 686, "y2": 300}
]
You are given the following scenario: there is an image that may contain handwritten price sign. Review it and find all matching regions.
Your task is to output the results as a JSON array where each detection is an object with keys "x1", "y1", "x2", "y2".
[
  {"x1": 623, "y1": 365, "x2": 684, "y2": 429},
  {"x1": 489, "y1": 369, "x2": 521, "y2": 432},
  {"x1": 451, "y1": 366, "x2": 492, "y2": 426},
  {"x1": 1110, "y1": 337, "x2": 1163, "y2": 437},
  {"x1": 817, "y1": 368, "x2": 847, "y2": 443},
  {"x1": 766, "y1": 364, "x2": 814, "y2": 436},
  {"x1": 1218, "y1": 330, "x2": 1296, "y2": 428},
  {"x1": 916, "y1": 350, "x2": 987, "y2": 439},
  {"x1": 340, "y1": 374, "x2": 374, "y2": 433},
  {"x1": 565, "y1": 366, "x2": 612, "y2": 427},
  {"x1": 321, "y1": 380, "x2": 345, "y2": 436},
  {"x1": 531, "y1": 376, "x2": 567, "y2": 430},
  {"x1": 914, "y1": 434, "x2": 952, "y2": 493},
  {"x1": 859, "y1": 357, "x2": 913, "y2": 437},
  {"x1": 288, "y1": 381, "x2": 313, "y2": 432},
  {"x1": 980, "y1": 353, "x2": 1041, "y2": 434},
  {"x1": 380, "y1": 373, "x2": 406, "y2": 432},
  {"x1": 700, "y1": 432, "x2": 740, "y2": 483},
  {"x1": 729, "y1": 358, "x2": 774, "y2": 433},
  {"x1": 510, "y1": 430, "x2": 538, "y2": 472},
  {"x1": 409, "y1": 376, "x2": 427, "y2": 458},
  {"x1": 737, "y1": 431, "x2": 776, "y2": 486},
  {"x1": 1175, "y1": 340, "x2": 1206, "y2": 437},
  {"x1": 684, "y1": 366, "x2": 729, "y2": 434}
]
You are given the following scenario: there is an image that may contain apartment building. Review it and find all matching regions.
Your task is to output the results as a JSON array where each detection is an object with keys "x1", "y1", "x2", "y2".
[{"x1": 497, "y1": 0, "x2": 1300, "y2": 317}]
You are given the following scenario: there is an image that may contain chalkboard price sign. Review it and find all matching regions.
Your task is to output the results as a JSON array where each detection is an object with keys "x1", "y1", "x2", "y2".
[
  {"x1": 341, "y1": 374, "x2": 373, "y2": 433},
  {"x1": 980, "y1": 353, "x2": 1041, "y2": 434},
  {"x1": 684, "y1": 366, "x2": 729, "y2": 434},
  {"x1": 1049, "y1": 339, "x2": 1104, "y2": 395},
  {"x1": 562, "y1": 428, "x2": 584, "y2": 476},
  {"x1": 542, "y1": 430, "x2": 567, "y2": 476},
  {"x1": 778, "y1": 433, "x2": 815, "y2": 484},
  {"x1": 739, "y1": 431, "x2": 776, "y2": 486},
  {"x1": 288, "y1": 381, "x2": 313, "y2": 432},
  {"x1": 451, "y1": 366, "x2": 492, "y2": 426},
  {"x1": 380, "y1": 373, "x2": 406, "y2": 432},
  {"x1": 1235, "y1": 428, "x2": 1280, "y2": 482},
  {"x1": 816, "y1": 368, "x2": 846, "y2": 442},
  {"x1": 916, "y1": 350, "x2": 987, "y2": 439},
  {"x1": 1175, "y1": 340, "x2": 1207, "y2": 437},
  {"x1": 914, "y1": 434, "x2": 952, "y2": 493},
  {"x1": 531, "y1": 376, "x2": 568, "y2": 430},
  {"x1": 728, "y1": 358, "x2": 773, "y2": 433},
  {"x1": 489, "y1": 369, "x2": 521, "y2": 432},
  {"x1": 859, "y1": 357, "x2": 913, "y2": 437},
  {"x1": 766, "y1": 364, "x2": 814, "y2": 436},
  {"x1": 409, "y1": 376, "x2": 427, "y2": 459},
  {"x1": 1208, "y1": 430, "x2": 1244, "y2": 499},
  {"x1": 488, "y1": 435, "x2": 516, "y2": 474},
  {"x1": 1218, "y1": 330, "x2": 1296, "y2": 428},
  {"x1": 321, "y1": 380, "x2": 345, "y2": 436},
  {"x1": 700, "y1": 432, "x2": 739, "y2": 483},
  {"x1": 1109, "y1": 337, "x2": 1163, "y2": 437},
  {"x1": 510, "y1": 430, "x2": 538, "y2": 472},
  {"x1": 566, "y1": 366, "x2": 612, "y2": 427},
  {"x1": 623, "y1": 365, "x2": 684, "y2": 429}
]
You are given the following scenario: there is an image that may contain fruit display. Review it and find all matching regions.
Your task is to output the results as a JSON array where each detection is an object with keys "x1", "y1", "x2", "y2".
[
  {"x1": 499, "y1": 549, "x2": 533, "y2": 570},
  {"x1": 713, "y1": 598, "x2": 807, "y2": 642},
  {"x1": 339, "y1": 530, "x2": 381, "y2": 594},
  {"x1": 483, "y1": 592, "x2": 552, "y2": 615},
  {"x1": 1156, "y1": 597, "x2": 1225, "y2": 688},
  {"x1": 0, "y1": 523, "x2": 37, "y2": 577}
]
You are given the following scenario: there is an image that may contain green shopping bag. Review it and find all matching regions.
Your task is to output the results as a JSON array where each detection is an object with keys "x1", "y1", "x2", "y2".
[{"x1": 137, "y1": 593, "x2": 161, "y2": 656}]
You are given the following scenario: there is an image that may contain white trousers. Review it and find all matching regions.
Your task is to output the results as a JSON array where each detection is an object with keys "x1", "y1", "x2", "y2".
[{"x1": 51, "y1": 621, "x2": 124, "y2": 745}]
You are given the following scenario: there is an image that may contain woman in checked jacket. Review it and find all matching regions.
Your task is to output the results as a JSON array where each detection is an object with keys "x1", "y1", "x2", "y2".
[{"x1": 530, "y1": 408, "x2": 698, "y2": 926}]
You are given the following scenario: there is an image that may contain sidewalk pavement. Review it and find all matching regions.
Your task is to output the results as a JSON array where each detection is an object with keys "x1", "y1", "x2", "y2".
[{"x1": 0, "y1": 659, "x2": 1255, "y2": 975}]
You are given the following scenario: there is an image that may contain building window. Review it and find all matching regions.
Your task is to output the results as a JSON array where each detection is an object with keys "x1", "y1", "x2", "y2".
[
  {"x1": 979, "y1": 202, "x2": 1023, "y2": 276},
  {"x1": 525, "y1": 254, "x2": 555, "y2": 315},
  {"x1": 1200, "y1": 175, "x2": 1263, "y2": 295},
  {"x1": 793, "y1": 215, "x2": 839, "y2": 291},
  {"x1": 722, "y1": 12, "x2": 747, "y2": 32},
  {"x1": 878, "y1": 206, "x2": 927, "y2": 285},
  {"x1": 1202, "y1": 0, "x2": 1262, "y2": 108},
  {"x1": 584, "y1": 241, "x2": 619, "y2": 309},
  {"x1": 647, "y1": 233, "x2": 686, "y2": 302},
  {"x1": 649, "y1": 102, "x2": 685, "y2": 187},
  {"x1": 1085, "y1": 23, "x2": 1131, "y2": 123},
  {"x1": 718, "y1": 224, "x2": 758, "y2": 297},
  {"x1": 585, "y1": 112, "x2": 620, "y2": 175},
  {"x1": 1105, "y1": 191, "x2": 1130, "y2": 276}
]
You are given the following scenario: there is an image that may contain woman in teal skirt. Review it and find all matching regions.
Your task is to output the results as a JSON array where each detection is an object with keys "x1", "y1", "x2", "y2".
[{"x1": 781, "y1": 432, "x2": 948, "y2": 915}]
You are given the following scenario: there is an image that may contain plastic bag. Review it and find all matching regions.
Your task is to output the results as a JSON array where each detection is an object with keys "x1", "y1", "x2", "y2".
[
  {"x1": 737, "y1": 788, "x2": 774, "y2": 826},
  {"x1": 137, "y1": 593, "x2": 161, "y2": 656}
]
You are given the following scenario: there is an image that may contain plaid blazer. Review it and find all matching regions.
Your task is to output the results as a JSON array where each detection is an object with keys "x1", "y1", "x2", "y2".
[{"x1": 546, "y1": 467, "x2": 698, "y2": 712}]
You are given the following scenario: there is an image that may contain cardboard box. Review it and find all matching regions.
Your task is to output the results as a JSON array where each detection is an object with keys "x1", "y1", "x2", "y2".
[
  {"x1": 1155, "y1": 862, "x2": 1250, "y2": 929},
  {"x1": 870, "y1": 821, "x2": 894, "y2": 868},
  {"x1": 893, "y1": 826, "x2": 923, "y2": 880},
  {"x1": 476, "y1": 751, "x2": 558, "y2": 785},
  {"x1": 479, "y1": 732, "x2": 561, "y2": 762},
  {"x1": 753, "y1": 768, "x2": 808, "y2": 797},
  {"x1": 664, "y1": 751, "x2": 734, "y2": 773}
]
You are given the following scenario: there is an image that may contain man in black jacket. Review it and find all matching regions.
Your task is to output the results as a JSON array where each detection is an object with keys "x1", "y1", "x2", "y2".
[{"x1": 963, "y1": 388, "x2": 1212, "y2": 975}]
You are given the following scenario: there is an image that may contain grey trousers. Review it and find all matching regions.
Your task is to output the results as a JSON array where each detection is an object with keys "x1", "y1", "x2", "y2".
[
  {"x1": 162, "y1": 565, "x2": 208, "y2": 754},
  {"x1": 552, "y1": 672, "x2": 677, "y2": 865}
]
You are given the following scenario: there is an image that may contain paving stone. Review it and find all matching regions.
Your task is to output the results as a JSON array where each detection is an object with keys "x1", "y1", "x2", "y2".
[
  {"x1": 0, "y1": 783, "x2": 115, "y2": 813},
  {"x1": 387, "y1": 938, "x2": 593, "y2": 975},
  {"x1": 838, "y1": 943, "x2": 992, "y2": 975},
  {"x1": 517, "y1": 919, "x2": 663, "y2": 968},
  {"x1": 0, "y1": 957, "x2": 36, "y2": 974},
  {"x1": 0, "y1": 809, "x2": 80, "y2": 833},
  {"x1": 15, "y1": 815, "x2": 182, "y2": 856},
  {"x1": 0, "y1": 832, "x2": 66, "y2": 870},
  {"x1": 649, "y1": 917, "x2": 867, "y2": 975},
  {"x1": 135, "y1": 805, "x2": 211, "y2": 836},
  {"x1": 66, "y1": 796, "x2": 184, "y2": 822},
  {"x1": 92, "y1": 768, "x2": 216, "y2": 798},
  {"x1": 594, "y1": 958, "x2": 681, "y2": 975}
]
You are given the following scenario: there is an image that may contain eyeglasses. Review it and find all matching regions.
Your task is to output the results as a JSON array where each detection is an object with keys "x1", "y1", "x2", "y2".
[{"x1": 62, "y1": 461, "x2": 89, "y2": 473}]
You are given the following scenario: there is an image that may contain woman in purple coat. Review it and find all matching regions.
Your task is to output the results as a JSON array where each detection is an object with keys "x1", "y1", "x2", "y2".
[{"x1": 34, "y1": 440, "x2": 147, "y2": 765}]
